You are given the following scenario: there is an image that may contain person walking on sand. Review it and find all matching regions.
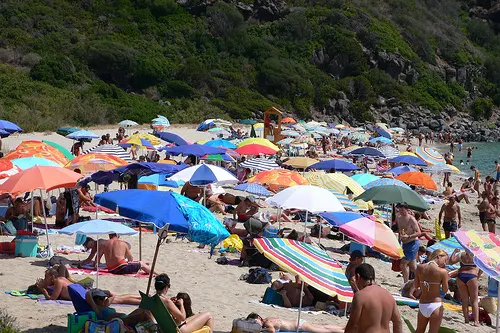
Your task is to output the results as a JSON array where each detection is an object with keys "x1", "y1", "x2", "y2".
[
  {"x1": 438, "y1": 196, "x2": 461, "y2": 239},
  {"x1": 415, "y1": 249, "x2": 449, "y2": 333},
  {"x1": 471, "y1": 166, "x2": 481, "y2": 196},
  {"x1": 345, "y1": 263, "x2": 403, "y2": 333},
  {"x1": 396, "y1": 203, "x2": 421, "y2": 283}
]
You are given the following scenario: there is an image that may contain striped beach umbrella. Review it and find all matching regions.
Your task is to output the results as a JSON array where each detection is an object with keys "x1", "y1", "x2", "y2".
[
  {"x1": 415, "y1": 147, "x2": 445, "y2": 166},
  {"x1": 378, "y1": 146, "x2": 400, "y2": 159},
  {"x1": 83, "y1": 144, "x2": 133, "y2": 163},
  {"x1": 329, "y1": 189, "x2": 360, "y2": 211},
  {"x1": 240, "y1": 158, "x2": 280, "y2": 172},
  {"x1": 427, "y1": 236, "x2": 463, "y2": 256},
  {"x1": 253, "y1": 238, "x2": 353, "y2": 301}
]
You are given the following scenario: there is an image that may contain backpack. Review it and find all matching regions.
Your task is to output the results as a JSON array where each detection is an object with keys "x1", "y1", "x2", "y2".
[
  {"x1": 246, "y1": 268, "x2": 272, "y2": 284},
  {"x1": 83, "y1": 318, "x2": 132, "y2": 333}
]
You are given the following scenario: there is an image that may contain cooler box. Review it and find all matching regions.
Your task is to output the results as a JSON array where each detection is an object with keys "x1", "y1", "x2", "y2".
[{"x1": 14, "y1": 235, "x2": 38, "y2": 257}]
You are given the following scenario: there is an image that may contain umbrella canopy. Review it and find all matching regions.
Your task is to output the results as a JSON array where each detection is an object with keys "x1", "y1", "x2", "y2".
[
  {"x1": 203, "y1": 139, "x2": 237, "y2": 149},
  {"x1": 396, "y1": 171, "x2": 437, "y2": 190},
  {"x1": 0, "y1": 166, "x2": 83, "y2": 193},
  {"x1": 200, "y1": 153, "x2": 235, "y2": 162},
  {"x1": 234, "y1": 183, "x2": 273, "y2": 197},
  {"x1": 169, "y1": 164, "x2": 238, "y2": 186},
  {"x1": 237, "y1": 138, "x2": 279, "y2": 151},
  {"x1": 425, "y1": 164, "x2": 460, "y2": 174},
  {"x1": 139, "y1": 174, "x2": 182, "y2": 188},
  {"x1": 277, "y1": 138, "x2": 295, "y2": 145},
  {"x1": 348, "y1": 132, "x2": 369, "y2": 143},
  {"x1": 42, "y1": 140, "x2": 74, "y2": 161},
  {"x1": 266, "y1": 185, "x2": 345, "y2": 213},
  {"x1": 282, "y1": 157, "x2": 319, "y2": 169},
  {"x1": 363, "y1": 178, "x2": 411, "y2": 190},
  {"x1": 350, "y1": 173, "x2": 380, "y2": 186},
  {"x1": 65, "y1": 153, "x2": 128, "y2": 174},
  {"x1": 321, "y1": 212, "x2": 403, "y2": 258},
  {"x1": 308, "y1": 159, "x2": 360, "y2": 172},
  {"x1": 235, "y1": 144, "x2": 278, "y2": 155},
  {"x1": 355, "y1": 185, "x2": 430, "y2": 211},
  {"x1": 253, "y1": 238, "x2": 353, "y2": 301},
  {"x1": 0, "y1": 160, "x2": 21, "y2": 184},
  {"x1": 119, "y1": 120, "x2": 139, "y2": 127},
  {"x1": 4, "y1": 141, "x2": 69, "y2": 166},
  {"x1": 240, "y1": 119, "x2": 257, "y2": 125},
  {"x1": 281, "y1": 117, "x2": 296, "y2": 124},
  {"x1": 369, "y1": 137, "x2": 393, "y2": 145},
  {"x1": 376, "y1": 127, "x2": 392, "y2": 139},
  {"x1": 248, "y1": 169, "x2": 308, "y2": 192},
  {"x1": 329, "y1": 189, "x2": 361, "y2": 211},
  {"x1": 388, "y1": 166, "x2": 418, "y2": 176},
  {"x1": 12, "y1": 157, "x2": 60, "y2": 170},
  {"x1": 156, "y1": 132, "x2": 188, "y2": 146},
  {"x1": 95, "y1": 190, "x2": 229, "y2": 249},
  {"x1": 83, "y1": 144, "x2": 133, "y2": 163},
  {"x1": 281, "y1": 130, "x2": 300, "y2": 137},
  {"x1": 378, "y1": 146, "x2": 400, "y2": 159},
  {"x1": 120, "y1": 137, "x2": 154, "y2": 149},
  {"x1": 56, "y1": 127, "x2": 80, "y2": 137},
  {"x1": 162, "y1": 144, "x2": 226, "y2": 157},
  {"x1": 427, "y1": 236, "x2": 463, "y2": 256},
  {"x1": 388, "y1": 155, "x2": 427, "y2": 166},
  {"x1": 0, "y1": 120, "x2": 22, "y2": 133},
  {"x1": 415, "y1": 147, "x2": 445, "y2": 166},
  {"x1": 348, "y1": 147, "x2": 384, "y2": 157},
  {"x1": 59, "y1": 219, "x2": 138, "y2": 236},
  {"x1": 66, "y1": 130, "x2": 99, "y2": 140},
  {"x1": 240, "y1": 158, "x2": 280, "y2": 172}
]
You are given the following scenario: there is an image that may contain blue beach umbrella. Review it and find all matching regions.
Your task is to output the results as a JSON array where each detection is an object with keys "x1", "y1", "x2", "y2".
[
  {"x1": 12, "y1": 157, "x2": 61, "y2": 170},
  {"x1": 0, "y1": 120, "x2": 22, "y2": 133},
  {"x1": 369, "y1": 137, "x2": 393, "y2": 145},
  {"x1": 204, "y1": 139, "x2": 237, "y2": 149},
  {"x1": 162, "y1": 144, "x2": 226, "y2": 157},
  {"x1": 363, "y1": 178, "x2": 411, "y2": 190},
  {"x1": 348, "y1": 147, "x2": 385, "y2": 157},
  {"x1": 59, "y1": 219, "x2": 138, "y2": 236},
  {"x1": 388, "y1": 165, "x2": 417, "y2": 176},
  {"x1": 67, "y1": 130, "x2": 99, "y2": 140},
  {"x1": 309, "y1": 159, "x2": 360, "y2": 172},
  {"x1": 156, "y1": 132, "x2": 188, "y2": 146},
  {"x1": 376, "y1": 127, "x2": 392, "y2": 139},
  {"x1": 388, "y1": 155, "x2": 427, "y2": 166},
  {"x1": 0, "y1": 129, "x2": 11, "y2": 137},
  {"x1": 234, "y1": 183, "x2": 273, "y2": 197},
  {"x1": 169, "y1": 164, "x2": 238, "y2": 186},
  {"x1": 350, "y1": 173, "x2": 380, "y2": 187}
]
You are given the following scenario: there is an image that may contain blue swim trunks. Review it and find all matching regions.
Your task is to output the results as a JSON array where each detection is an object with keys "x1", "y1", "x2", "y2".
[
  {"x1": 496, "y1": 172, "x2": 500, "y2": 181},
  {"x1": 402, "y1": 240, "x2": 420, "y2": 261}
]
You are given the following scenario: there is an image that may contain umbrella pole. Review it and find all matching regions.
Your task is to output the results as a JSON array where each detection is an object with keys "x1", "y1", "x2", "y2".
[
  {"x1": 296, "y1": 281, "x2": 305, "y2": 333},
  {"x1": 96, "y1": 234, "x2": 99, "y2": 288},
  {"x1": 497, "y1": 294, "x2": 499, "y2": 333},
  {"x1": 40, "y1": 189, "x2": 51, "y2": 257},
  {"x1": 139, "y1": 223, "x2": 142, "y2": 262},
  {"x1": 95, "y1": 183, "x2": 99, "y2": 220},
  {"x1": 146, "y1": 235, "x2": 162, "y2": 296},
  {"x1": 277, "y1": 208, "x2": 281, "y2": 233},
  {"x1": 30, "y1": 191, "x2": 34, "y2": 232},
  {"x1": 318, "y1": 221, "x2": 322, "y2": 246},
  {"x1": 303, "y1": 211, "x2": 309, "y2": 241}
]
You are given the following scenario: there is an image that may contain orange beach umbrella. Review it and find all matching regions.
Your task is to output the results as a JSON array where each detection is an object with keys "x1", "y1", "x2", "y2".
[
  {"x1": 281, "y1": 117, "x2": 296, "y2": 124},
  {"x1": 0, "y1": 166, "x2": 84, "y2": 193},
  {"x1": 65, "y1": 153, "x2": 128, "y2": 174},
  {"x1": 248, "y1": 169, "x2": 308, "y2": 192},
  {"x1": 396, "y1": 171, "x2": 437, "y2": 191},
  {"x1": 3, "y1": 140, "x2": 69, "y2": 166}
]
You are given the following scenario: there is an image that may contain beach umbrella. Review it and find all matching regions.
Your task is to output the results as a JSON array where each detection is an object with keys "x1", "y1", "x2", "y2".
[
  {"x1": 276, "y1": 138, "x2": 295, "y2": 145},
  {"x1": 234, "y1": 183, "x2": 273, "y2": 197},
  {"x1": 42, "y1": 140, "x2": 74, "y2": 161},
  {"x1": 162, "y1": 144, "x2": 226, "y2": 157},
  {"x1": 207, "y1": 127, "x2": 229, "y2": 134},
  {"x1": 400, "y1": 152, "x2": 418, "y2": 157},
  {"x1": 200, "y1": 153, "x2": 235, "y2": 162},
  {"x1": 396, "y1": 171, "x2": 437, "y2": 190},
  {"x1": 369, "y1": 137, "x2": 393, "y2": 145},
  {"x1": 388, "y1": 166, "x2": 417, "y2": 176},
  {"x1": 155, "y1": 132, "x2": 188, "y2": 146},
  {"x1": 240, "y1": 158, "x2": 280, "y2": 172},
  {"x1": 329, "y1": 189, "x2": 362, "y2": 211},
  {"x1": 350, "y1": 173, "x2": 380, "y2": 187},
  {"x1": 158, "y1": 159, "x2": 177, "y2": 165},
  {"x1": 293, "y1": 135, "x2": 315, "y2": 145},
  {"x1": 59, "y1": 219, "x2": 138, "y2": 286},
  {"x1": 113, "y1": 162, "x2": 185, "y2": 178},
  {"x1": 425, "y1": 164, "x2": 460, "y2": 174},
  {"x1": 254, "y1": 123, "x2": 264, "y2": 130},
  {"x1": 235, "y1": 144, "x2": 278, "y2": 156},
  {"x1": 65, "y1": 153, "x2": 128, "y2": 175},
  {"x1": 281, "y1": 130, "x2": 300, "y2": 137},
  {"x1": 240, "y1": 119, "x2": 256, "y2": 125},
  {"x1": 0, "y1": 120, "x2": 22, "y2": 133},
  {"x1": 281, "y1": 117, "x2": 296, "y2": 124},
  {"x1": 0, "y1": 129, "x2": 10, "y2": 138},
  {"x1": 119, "y1": 120, "x2": 139, "y2": 127},
  {"x1": 321, "y1": 211, "x2": 403, "y2": 259},
  {"x1": 427, "y1": 236, "x2": 463, "y2": 256},
  {"x1": 83, "y1": 144, "x2": 133, "y2": 163},
  {"x1": 4, "y1": 141, "x2": 69, "y2": 166},
  {"x1": 0, "y1": 160, "x2": 21, "y2": 184},
  {"x1": 248, "y1": 169, "x2": 308, "y2": 192},
  {"x1": 139, "y1": 174, "x2": 182, "y2": 188},
  {"x1": 390, "y1": 127, "x2": 405, "y2": 133},
  {"x1": 363, "y1": 178, "x2": 411, "y2": 190},
  {"x1": 376, "y1": 127, "x2": 392, "y2": 139},
  {"x1": 95, "y1": 190, "x2": 229, "y2": 252},
  {"x1": 355, "y1": 185, "x2": 430, "y2": 211},
  {"x1": 347, "y1": 147, "x2": 384, "y2": 157},
  {"x1": 56, "y1": 127, "x2": 80, "y2": 137},
  {"x1": 66, "y1": 130, "x2": 99, "y2": 140},
  {"x1": 169, "y1": 164, "x2": 238, "y2": 186},
  {"x1": 203, "y1": 139, "x2": 237, "y2": 149},
  {"x1": 282, "y1": 157, "x2": 319, "y2": 169},
  {"x1": 415, "y1": 147, "x2": 445, "y2": 166},
  {"x1": 348, "y1": 132, "x2": 369, "y2": 143},
  {"x1": 238, "y1": 138, "x2": 278, "y2": 150},
  {"x1": 388, "y1": 155, "x2": 427, "y2": 166},
  {"x1": 378, "y1": 146, "x2": 400, "y2": 159},
  {"x1": 266, "y1": 185, "x2": 345, "y2": 213},
  {"x1": 308, "y1": 159, "x2": 360, "y2": 172},
  {"x1": 120, "y1": 137, "x2": 154, "y2": 149},
  {"x1": 11, "y1": 157, "x2": 61, "y2": 170}
]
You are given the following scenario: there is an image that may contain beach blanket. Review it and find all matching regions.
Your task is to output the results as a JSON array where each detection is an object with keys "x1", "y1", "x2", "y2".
[
  {"x1": 56, "y1": 245, "x2": 87, "y2": 254},
  {"x1": 67, "y1": 267, "x2": 149, "y2": 278},
  {"x1": 5, "y1": 290, "x2": 42, "y2": 300},
  {"x1": 82, "y1": 205, "x2": 117, "y2": 214}
]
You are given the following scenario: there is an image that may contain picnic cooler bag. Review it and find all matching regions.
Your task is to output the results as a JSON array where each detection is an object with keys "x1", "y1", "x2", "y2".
[
  {"x1": 14, "y1": 234, "x2": 38, "y2": 257},
  {"x1": 67, "y1": 311, "x2": 96, "y2": 333}
]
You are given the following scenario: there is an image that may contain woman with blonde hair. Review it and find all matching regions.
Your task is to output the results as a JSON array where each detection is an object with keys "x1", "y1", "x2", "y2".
[{"x1": 414, "y1": 249, "x2": 449, "y2": 333}]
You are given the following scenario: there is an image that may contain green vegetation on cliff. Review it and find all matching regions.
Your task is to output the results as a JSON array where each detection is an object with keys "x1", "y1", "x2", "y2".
[{"x1": 0, "y1": 0, "x2": 498, "y2": 131}]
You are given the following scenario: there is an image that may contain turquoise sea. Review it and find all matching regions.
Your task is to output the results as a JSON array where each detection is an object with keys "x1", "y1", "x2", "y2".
[{"x1": 435, "y1": 142, "x2": 500, "y2": 177}]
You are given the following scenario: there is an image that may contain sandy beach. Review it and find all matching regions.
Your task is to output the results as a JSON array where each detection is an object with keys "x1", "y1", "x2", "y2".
[{"x1": 0, "y1": 125, "x2": 496, "y2": 333}]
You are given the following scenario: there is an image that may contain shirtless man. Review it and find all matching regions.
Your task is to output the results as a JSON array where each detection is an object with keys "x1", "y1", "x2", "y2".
[
  {"x1": 79, "y1": 237, "x2": 108, "y2": 267},
  {"x1": 5, "y1": 198, "x2": 29, "y2": 230},
  {"x1": 471, "y1": 166, "x2": 481, "y2": 196},
  {"x1": 97, "y1": 234, "x2": 154, "y2": 275},
  {"x1": 438, "y1": 196, "x2": 461, "y2": 239},
  {"x1": 494, "y1": 161, "x2": 500, "y2": 182},
  {"x1": 271, "y1": 276, "x2": 314, "y2": 308},
  {"x1": 35, "y1": 268, "x2": 73, "y2": 300},
  {"x1": 217, "y1": 193, "x2": 245, "y2": 206},
  {"x1": 180, "y1": 182, "x2": 202, "y2": 202},
  {"x1": 485, "y1": 196, "x2": 499, "y2": 234},
  {"x1": 396, "y1": 203, "x2": 421, "y2": 283},
  {"x1": 247, "y1": 313, "x2": 343, "y2": 333},
  {"x1": 233, "y1": 196, "x2": 260, "y2": 222},
  {"x1": 345, "y1": 263, "x2": 402, "y2": 333},
  {"x1": 345, "y1": 250, "x2": 364, "y2": 293}
]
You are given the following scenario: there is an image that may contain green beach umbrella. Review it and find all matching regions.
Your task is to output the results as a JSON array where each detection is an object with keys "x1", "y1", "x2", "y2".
[
  {"x1": 42, "y1": 140, "x2": 74, "y2": 161},
  {"x1": 240, "y1": 119, "x2": 257, "y2": 125},
  {"x1": 354, "y1": 185, "x2": 430, "y2": 211},
  {"x1": 250, "y1": 124, "x2": 257, "y2": 138}
]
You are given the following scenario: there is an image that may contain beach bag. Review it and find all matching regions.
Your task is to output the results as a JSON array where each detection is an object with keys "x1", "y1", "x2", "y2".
[
  {"x1": 231, "y1": 318, "x2": 262, "y2": 333},
  {"x1": 82, "y1": 318, "x2": 130, "y2": 333},
  {"x1": 480, "y1": 296, "x2": 497, "y2": 314},
  {"x1": 67, "y1": 311, "x2": 96, "y2": 333},
  {"x1": 222, "y1": 234, "x2": 243, "y2": 252},
  {"x1": 246, "y1": 268, "x2": 271, "y2": 284}
]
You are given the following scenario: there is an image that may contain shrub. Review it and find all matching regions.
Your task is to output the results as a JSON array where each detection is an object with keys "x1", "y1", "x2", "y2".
[
  {"x1": 471, "y1": 97, "x2": 493, "y2": 120},
  {"x1": 30, "y1": 55, "x2": 77, "y2": 87},
  {"x1": 0, "y1": 308, "x2": 20, "y2": 333}
]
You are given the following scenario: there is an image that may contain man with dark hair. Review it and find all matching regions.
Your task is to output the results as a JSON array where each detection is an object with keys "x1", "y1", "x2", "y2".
[
  {"x1": 345, "y1": 263, "x2": 402, "y2": 333},
  {"x1": 247, "y1": 312, "x2": 343, "y2": 333},
  {"x1": 396, "y1": 202, "x2": 421, "y2": 283},
  {"x1": 35, "y1": 268, "x2": 73, "y2": 300}
]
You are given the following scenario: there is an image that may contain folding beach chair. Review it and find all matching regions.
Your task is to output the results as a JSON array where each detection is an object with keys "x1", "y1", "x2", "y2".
[{"x1": 139, "y1": 291, "x2": 210, "y2": 333}]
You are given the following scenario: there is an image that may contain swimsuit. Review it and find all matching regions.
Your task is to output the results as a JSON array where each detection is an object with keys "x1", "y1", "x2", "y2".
[
  {"x1": 442, "y1": 220, "x2": 458, "y2": 232},
  {"x1": 98, "y1": 307, "x2": 117, "y2": 320},
  {"x1": 297, "y1": 319, "x2": 306, "y2": 331},
  {"x1": 480, "y1": 212, "x2": 487, "y2": 224},
  {"x1": 418, "y1": 262, "x2": 443, "y2": 318},
  {"x1": 402, "y1": 240, "x2": 420, "y2": 261},
  {"x1": 107, "y1": 260, "x2": 141, "y2": 275},
  {"x1": 458, "y1": 259, "x2": 477, "y2": 284},
  {"x1": 178, "y1": 321, "x2": 187, "y2": 329}
]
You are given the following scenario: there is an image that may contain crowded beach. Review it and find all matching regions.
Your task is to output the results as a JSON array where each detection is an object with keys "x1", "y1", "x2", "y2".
[{"x1": 0, "y1": 109, "x2": 499, "y2": 333}]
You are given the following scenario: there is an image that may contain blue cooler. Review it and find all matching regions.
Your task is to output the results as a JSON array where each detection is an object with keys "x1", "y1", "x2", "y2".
[{"x1": 14, "y1": 235, "x2": 38, "y2": 257}]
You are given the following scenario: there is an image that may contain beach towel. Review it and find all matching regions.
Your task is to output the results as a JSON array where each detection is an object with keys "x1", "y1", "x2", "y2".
[
  {"x1": 5, "y1": 290, "x2": 42, "y2": 299},
  {"x1": 67, "y1": 267, "x2": 149, "y2": 278},
  {"x1": 81, "y1": 205, "x2": 117, "y2": 214},
  {"x1": 56, "y1": 245, "x2": 87, "y2": 254}
]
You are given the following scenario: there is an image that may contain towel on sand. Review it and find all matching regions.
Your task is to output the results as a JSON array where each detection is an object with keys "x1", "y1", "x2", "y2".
[{"x1": 67, "y1": 267, "x2": 149, "y2": 278}]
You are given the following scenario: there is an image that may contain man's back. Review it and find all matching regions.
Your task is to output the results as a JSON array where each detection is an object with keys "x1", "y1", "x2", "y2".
[
  {"x1": 351, "y1": 285, "x2": 396, "y2": 333},
  {"x1": 55, "y1": 277, "x2": 72, "y2": 300},
  {"x1": 104, "y1": 238, "x2": 129, "y2": 268}
]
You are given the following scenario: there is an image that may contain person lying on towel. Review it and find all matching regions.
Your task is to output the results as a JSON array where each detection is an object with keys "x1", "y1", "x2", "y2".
[
  {"x1": 96, "y1": 233, "x2": 155, "y2": 275},
  {"x1": 36, "y1": 268, "x2": 73, "y2": 300},
  {"x1": 246, "y1": 313, "x2": 344, "y2": 333}
]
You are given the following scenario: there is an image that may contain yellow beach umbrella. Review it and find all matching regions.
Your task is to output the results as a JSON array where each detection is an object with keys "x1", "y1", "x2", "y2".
[
  {"x1": 134, "y1": 133, "x2": 161, "y2": 145},
  {"x1": 254, "y1": 123, "x2": 264, "y2": 129},
  {"x1": 282, "y1": 157, "x2": 319, "y2": 169},
  {"x1": 237, "y1": 138, "x2": 279, "y2": 151}
]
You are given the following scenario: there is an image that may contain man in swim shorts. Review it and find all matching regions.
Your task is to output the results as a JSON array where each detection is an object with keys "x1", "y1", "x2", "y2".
[
  {"x1": 396, "y1": 203, "x2": 421, "y2": 283},
  {"x1": 247, "y1": 313, "x2": 343, "y2": 333},
  {"x1": 234, "y1": 196, "x2": 260, "y2": 222},
  {"x1": 438, "y1": 196, "x2": 461, "y2": 239}
]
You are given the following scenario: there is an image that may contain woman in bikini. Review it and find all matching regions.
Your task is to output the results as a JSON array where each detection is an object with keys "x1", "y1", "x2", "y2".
[
  {"x1": 449, "y1": 249, "x2": 482, "y2": 326},
  {"x1": 414, "y1": 249, "x2": 449, "y2": 333}
]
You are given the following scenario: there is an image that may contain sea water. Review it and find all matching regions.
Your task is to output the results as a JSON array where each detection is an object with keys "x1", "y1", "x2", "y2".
[{"x1": 435, "y1": 142, "x2": 500, "y2": 177}]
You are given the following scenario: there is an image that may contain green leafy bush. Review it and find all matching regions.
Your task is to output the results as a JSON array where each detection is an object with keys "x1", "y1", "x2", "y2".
[{"x1": 471, "y1": 97, "x2": 493, "y2": 120}]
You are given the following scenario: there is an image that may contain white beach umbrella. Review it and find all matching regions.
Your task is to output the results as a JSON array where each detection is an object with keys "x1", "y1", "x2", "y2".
[
  {"x1": 266, "y1": 185, "x2": 345, "y2": 213},
  {"x1": 169, "y1": 164, "x2": 238, "y2": 185}
]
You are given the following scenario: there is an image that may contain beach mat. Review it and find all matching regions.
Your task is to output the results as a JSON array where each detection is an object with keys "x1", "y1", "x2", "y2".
[
  {"x1": 248, "y1": 300, "x2": 345, "y2": 316},
  {"x1": 67, "y1": 267, "x2": 149, "y2": 278},
  {"x1": 5, "y1": 290, "x2": 42, "y2": 300},
  {"x1": 392, "y1": 294, "x2": 419, "y2": 308}
]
